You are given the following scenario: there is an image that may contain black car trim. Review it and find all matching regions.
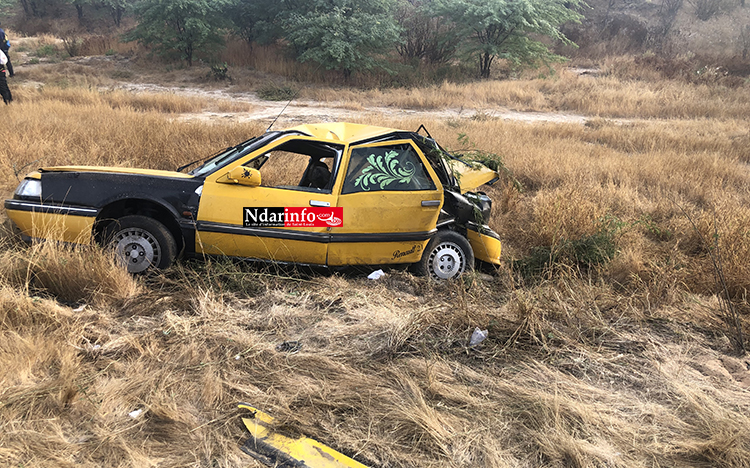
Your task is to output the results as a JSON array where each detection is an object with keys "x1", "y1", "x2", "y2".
[
  {"x1": 329, "y1": 230, "x2": 436, "y2": 243},
  {"x1": 196, "y1": 221, "x2": 436, "y2": 244},
  {"x1": 197, "y1": 221, "x2": 330, "y2": 243},
  {"x1": 4, "y1": 199, "x2": 98, "y2": 217}
]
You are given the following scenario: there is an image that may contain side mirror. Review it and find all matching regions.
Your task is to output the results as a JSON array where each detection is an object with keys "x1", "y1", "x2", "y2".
[{"x1": 220, "y1": 166, "x2": 261, "y2": 186}]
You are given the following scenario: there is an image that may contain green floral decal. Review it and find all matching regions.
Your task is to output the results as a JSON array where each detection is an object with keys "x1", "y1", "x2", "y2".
[{"x1": 354, "y1": 150, "x2": 416, "y2": 191}]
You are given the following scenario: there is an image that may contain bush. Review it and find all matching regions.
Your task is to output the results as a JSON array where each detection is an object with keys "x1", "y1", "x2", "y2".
[
  {"x1": 61, "y1": 35, "x2": 84, "y2": 57},
  {"x1": 35, "y1": 44, "x2": 59, "y2": 57},
  {"x1": 209, "y1": 62, "x2": 230, "y2": 81},
  {"x1": 514, "y1": 215, "x2": 624, "y2": 278},
  {"x1": 256, "y1": 83, "x2": 297, "y2": 101}
]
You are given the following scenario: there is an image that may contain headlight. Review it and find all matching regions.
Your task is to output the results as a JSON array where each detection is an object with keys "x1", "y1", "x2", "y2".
[{"x1": 14, "y1": 178, "x2": 42, "y2": 200}]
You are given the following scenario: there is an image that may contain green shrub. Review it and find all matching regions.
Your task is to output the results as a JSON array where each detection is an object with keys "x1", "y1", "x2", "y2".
[
  {"x1": 209, "y1": 62, "x2": 230, "y2": 81},
  {"x1": 514, "y1": 214, "x2": 624, "y2": 278},
  {"x1": 35, "y1": 44, "x2": 59, "y2": 57},
  {"x1": 256, "y1": 83, "x2": 297, "y2": 101}
]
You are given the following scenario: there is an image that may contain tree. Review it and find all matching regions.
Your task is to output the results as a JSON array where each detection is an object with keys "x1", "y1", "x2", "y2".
[
  {"x1": 226, "y1": 0, "x2": 283, "y2": 46},
  {"x1": 102, "y1": 0, "x2": 131, "y2": 27},
  {"x1": 282, "y1": 0, "x2": 402, "y2": 77},
  {"x1": 19, "y1": 0, "x2": 64, "y2": 17},
  {"x1": 430, "y1": 0, "x2": 584, "y2": 78},
  {"x1": 124, "y1": 0, "x2": 231, "y2": 66},
  {"x1": 70, "y1": 0, "x2": 85, "y2": 19},
  {"x1": 396, "y1": 0, "x2": 460, "y2": 64}
]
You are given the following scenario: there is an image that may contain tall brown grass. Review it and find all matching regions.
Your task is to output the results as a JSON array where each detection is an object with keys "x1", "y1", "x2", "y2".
[
  {"x1": 299, "y1": 72, "x2": 750, "y2": 120},
  {"x1": 1, "y1": 71, "x2": 750, "y2": 467}
]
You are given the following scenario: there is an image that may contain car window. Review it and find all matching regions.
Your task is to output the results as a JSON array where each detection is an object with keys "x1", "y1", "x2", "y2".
[
  {"x1": 189, "y1": 132, "x2": 282, "y2": 177},
  {"x1": 246, "y1": 140, "x2": 341, "y2": 193},
  {"x1": 342, "y1": 144, "x2": 436, "y2": 194}
]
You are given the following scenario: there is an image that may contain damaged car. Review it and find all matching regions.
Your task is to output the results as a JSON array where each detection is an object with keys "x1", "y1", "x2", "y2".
[{"x1": 4, "y1": 122, "x2": 502, "y2": 279}]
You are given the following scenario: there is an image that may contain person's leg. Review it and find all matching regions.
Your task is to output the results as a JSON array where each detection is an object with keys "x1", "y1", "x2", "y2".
[
  {"x1": 0, "y1": 72, "x2": 11, "y2": 104},
  {"x1": 5, "y1": 51, "x2": 13, "y2": 77}
]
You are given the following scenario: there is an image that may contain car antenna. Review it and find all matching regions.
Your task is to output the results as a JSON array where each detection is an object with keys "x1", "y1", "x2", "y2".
[
  {"x1": 265, "y1": 63, "x2": 323, "y2": 133},
  {"x1": 265, "y1": 86, "x2": 303, "y2": 133}
]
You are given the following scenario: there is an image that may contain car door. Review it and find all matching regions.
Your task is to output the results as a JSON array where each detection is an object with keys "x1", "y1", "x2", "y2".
[
  {"x1": 195, "y1": 136, "x2": 343, "y2": 265},
  {"x1": 328, "y1": 140, "x2": 443, "y2": 266}
]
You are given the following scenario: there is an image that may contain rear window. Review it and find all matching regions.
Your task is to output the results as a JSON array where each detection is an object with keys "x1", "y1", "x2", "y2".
[{"x1": 342, "y1": 144, "x2": 436, "y2": 194}]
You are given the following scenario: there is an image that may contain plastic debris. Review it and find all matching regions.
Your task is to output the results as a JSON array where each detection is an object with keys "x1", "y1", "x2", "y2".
[
  {"x1": 128, "y1": 408, "x2": 143, "y2": 419},
  {"x1": 367, "y1": 269, "x2": 385, "y2": 280},
  {"x1": 276, "y1": 341, "x2": 302, "y2": 354},
  {"x1": 469, "y1": 327, "x2": 488, "y2": 347},
  {"x1": 73, "y1": 304, "x2": 87, "y2": 312}
]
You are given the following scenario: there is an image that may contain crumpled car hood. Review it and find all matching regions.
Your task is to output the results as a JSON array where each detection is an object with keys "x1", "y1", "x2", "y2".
[{"x1": 448, "y1": 161, "x2": 499, "y2": 193}]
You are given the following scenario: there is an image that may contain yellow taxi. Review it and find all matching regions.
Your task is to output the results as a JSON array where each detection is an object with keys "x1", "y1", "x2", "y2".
[{"x1": 5, "y1": 122, "x2": 502, "y2": 279}]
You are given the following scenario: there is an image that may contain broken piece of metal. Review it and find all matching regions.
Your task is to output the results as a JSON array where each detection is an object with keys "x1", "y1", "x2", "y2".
[{"x1": 238, "y1": 403, "x2": 368, "y2": 468}]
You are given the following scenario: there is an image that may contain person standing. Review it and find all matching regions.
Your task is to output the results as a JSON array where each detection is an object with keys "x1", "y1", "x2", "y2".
[
  {"x1": 0, "y1": 49, "x2": 12, "y2": 104},
  {"x1": 0, "y1": 22, "x2": 13, "y2": 77}
]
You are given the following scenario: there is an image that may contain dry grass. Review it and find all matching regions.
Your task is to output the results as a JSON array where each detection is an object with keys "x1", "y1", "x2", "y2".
[
  {"x1": 1, "y1": 58, "x2": 750, "y2": 467},
  {"x1": 299, "y1": 72, "x2": 750, "y2": 120}
]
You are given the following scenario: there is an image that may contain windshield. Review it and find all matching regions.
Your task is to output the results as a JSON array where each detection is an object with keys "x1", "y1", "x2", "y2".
[{"x1": 189, "y1": 132, "x2": 282, "y2": 177}]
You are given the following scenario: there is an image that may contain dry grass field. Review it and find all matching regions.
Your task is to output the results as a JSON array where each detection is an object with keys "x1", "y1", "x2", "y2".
[{"x1": 1, "y1": 49, "x2": 750, "y2": 468}]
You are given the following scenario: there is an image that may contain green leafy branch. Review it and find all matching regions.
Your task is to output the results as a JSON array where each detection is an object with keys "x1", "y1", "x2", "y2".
[{"x1": 450, "y1": 133, "x2": 524, "y2": 192}]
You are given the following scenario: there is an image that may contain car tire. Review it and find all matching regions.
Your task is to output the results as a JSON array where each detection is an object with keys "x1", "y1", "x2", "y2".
[
  {"x1": 104, "y1": 215, "x2": 177, "y2": 274},
  {"x1": 415, "y1": 230, "x2": 474, "y2": 280}
]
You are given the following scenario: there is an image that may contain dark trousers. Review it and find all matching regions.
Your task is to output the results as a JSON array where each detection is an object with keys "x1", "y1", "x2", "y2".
[
  {"x1": 0, "y1": 69, "x2": 12, "y2": 104},
  {"x1": 2, "y1": 49, "x2": 12, "y2": 77}
]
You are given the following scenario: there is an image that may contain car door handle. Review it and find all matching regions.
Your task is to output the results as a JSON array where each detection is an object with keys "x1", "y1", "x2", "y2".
[
  {"x1": 421, "y1": 200, "x2": 441, "y2": 207},
  {"x1": 309, "y1": 200, "x2": 330, "y2": 207}
]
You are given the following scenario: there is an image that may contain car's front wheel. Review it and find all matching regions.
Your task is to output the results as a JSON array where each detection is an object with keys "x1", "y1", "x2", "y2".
[
  {"x1": 415, "y1": 230, "x2": 474, "y2": 280},
  {"x1": 105, "y1": 215, "x2": 177, "y2": 274}
]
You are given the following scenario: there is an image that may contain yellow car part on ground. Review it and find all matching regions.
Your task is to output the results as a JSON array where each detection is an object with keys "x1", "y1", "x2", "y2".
[{"x1": 238, "y1": 403, "x2": 368, "y2": 468}]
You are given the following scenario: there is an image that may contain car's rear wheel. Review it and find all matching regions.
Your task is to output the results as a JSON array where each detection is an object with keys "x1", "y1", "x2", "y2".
[
  {"x1": 105, "y1": 215, "x2": 177, "y2": 274},
  {"x1": 415, "y1": 230, "x2": 474, "y2": 280}
]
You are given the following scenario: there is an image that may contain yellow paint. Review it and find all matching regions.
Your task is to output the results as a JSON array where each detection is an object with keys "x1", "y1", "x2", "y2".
[
  {"x1": 238, "y1": 404, "x2": 369, "y2": 468},
  {"x1": 328, "y1": 240, "x2": 429, "y2": 266},
  {"x1": 220, "y1": 166, "x2": 261, "y2": 186},
  {"x1": 328, "y1": 139, "x2": 442, "y2": 264},
  {"x1": 6, "y1": 209, "x2": 94, "y2": 245},
  {"x1": 197, "y1": 231, "x2": 327, "y2": 265},
  {"x1": 40, "y1": 166, "x2": 194, "y2": 179},
  {"x1": 289, "y1": 122, "x2": 395, "y2": 143},
  {"x1": 467, "y1": 228, "x2": 502, "y2": 265},
  {"x1": 198, "y1": 141, "x2": 338, "y2": 263}
]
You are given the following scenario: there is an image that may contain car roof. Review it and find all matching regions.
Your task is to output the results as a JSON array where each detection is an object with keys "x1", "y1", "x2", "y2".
[{"x1": 286, "y1": 122, "x2": 402, "y2": 144}]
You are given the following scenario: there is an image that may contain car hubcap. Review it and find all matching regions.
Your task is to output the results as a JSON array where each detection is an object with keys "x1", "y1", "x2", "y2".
[
  {"x1": 428, "y1": 242, "x2": 465, "y2": 280},
  {"x1": 113, "y1": 227, "x2": 160, "y2": 273}
]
